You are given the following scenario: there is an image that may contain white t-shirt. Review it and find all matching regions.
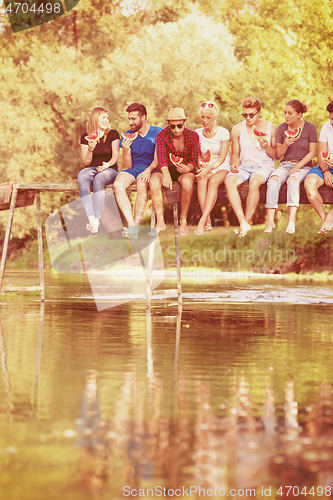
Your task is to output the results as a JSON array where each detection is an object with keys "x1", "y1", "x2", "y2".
[
  {"x1": 195, "y1": 126, "x2": 230, "y2": 173},
  {"x1": 319, "y1": 121, "x2": 333, "y2": 156}
]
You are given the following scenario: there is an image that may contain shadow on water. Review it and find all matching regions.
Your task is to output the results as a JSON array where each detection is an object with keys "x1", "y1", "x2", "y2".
[{"x1": 1, "y1": 274, "x2": 333, "y2": 499}]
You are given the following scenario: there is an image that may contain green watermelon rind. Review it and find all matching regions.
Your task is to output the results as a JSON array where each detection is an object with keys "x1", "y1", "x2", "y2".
[
  {"x1": 285, "y1": 128, "x2": 301, "y2": 139},
  {"x1": 121, "y1": 132, "x2": 138, "y2": 141},
  {"x1": 200, "y1": 149, "x2": 213, "y2": 165},
  {"x1": 169, "y1": 153, "x2": 183, "y2": 166},
  {"x1": 86, "y1": 134, "x2": 98, "y2": 141},
  {"x1": 252, "y1": 126, "x2": 269, "y2": 139}
]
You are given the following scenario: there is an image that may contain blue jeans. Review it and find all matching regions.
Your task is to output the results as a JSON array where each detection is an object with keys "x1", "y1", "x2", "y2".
[
  {"x1": 265, "y1": 161, "x2": 311, "y2": 209},
  {"x1": 77, "y1": 167, "x2": 118, "y2": 219}
]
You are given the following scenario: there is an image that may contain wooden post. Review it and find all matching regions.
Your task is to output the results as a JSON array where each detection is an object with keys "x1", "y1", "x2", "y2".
[
  {"x1": 36, "y1": 193, "x2": 45, "y2": 302},
  {"x1": 173, "y1": 202, "x2": 182, "y2": 306},
  {"x1": 146, "y1": 206, "x2": 156, "y2": 309},
  {"x1": 0, "y1": 184, "x2": 18, "y2": 294}
]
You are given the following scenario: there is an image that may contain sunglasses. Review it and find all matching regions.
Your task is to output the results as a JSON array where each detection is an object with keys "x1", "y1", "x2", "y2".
[
  {"x1": 242, "y1": 111, "x2": 259, "y2": 119},
  {"x1": 170, "y1": 123, "x2": 184, "y2": 129},
  {"x1": 201, "y1": 102, "x2": 215, "y2": 108}
]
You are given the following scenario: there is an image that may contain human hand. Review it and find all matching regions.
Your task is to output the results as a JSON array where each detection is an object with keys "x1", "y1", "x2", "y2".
[
  {"x1": 257, "y1": 137, "x2": 268, "y2": 149},
  {"x1": 96, "y1": 162, "x2": 109, "y2": 172},
  {"x1": 87, "y1": 139, "x2": 97, "y2": 151},
  {"x1": 230, "y1": 164, "x2": 239, "y2": 173},
  {"x1": 137, "y1": 168, "x2": 151, "y2": 183},
  {"x1": 176, "y1": 163, "x2": 192, "y2": 173},
  {"x1": 288, "y1": 165, "x2": 301, "y2": 176},
  {"x1": 284, "y1": 137, "x2": 295, "y2": 147},
  {"x1": 122, "y1": 138, "x2": 134, "y2": 149},
  {"x1": 162, "y1": 171, "x2": 173, "y2": 189},
  {"x1": 324, "y1": 171, "x2": 333, "y2": 188},
  {"x1": 324, "y1": 157, "x2": 333, "y2": 168},
  {"x1": 196, "y1": 165, "x2": 210, "y2": 179}
]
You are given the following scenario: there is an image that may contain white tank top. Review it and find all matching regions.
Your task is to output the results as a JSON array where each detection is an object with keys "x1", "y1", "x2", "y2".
[{"x1": 239, "y1": 121, "x2": 275, "y2": 167}]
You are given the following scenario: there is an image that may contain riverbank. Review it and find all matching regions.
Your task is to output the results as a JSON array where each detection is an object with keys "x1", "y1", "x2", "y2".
[{"x1": 3, "y1": 214, "x2": 333, "y2": 275}]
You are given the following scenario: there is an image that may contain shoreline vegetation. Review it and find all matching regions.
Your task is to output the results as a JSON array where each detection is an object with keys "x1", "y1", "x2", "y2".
[{"x1": 3, "y1": 206, "x2": 333, "y2": 277}]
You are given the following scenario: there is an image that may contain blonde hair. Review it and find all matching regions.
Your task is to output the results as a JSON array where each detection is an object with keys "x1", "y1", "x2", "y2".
[
  {"x1": 242, "y1": 97, "x2": 261, "y2": 112},
  {"x1": 199, "y1": 101, "x2": 219, "y2": 116},
  {"x1": 87, "y1": 107, "x2": 110, "y2": 142}
]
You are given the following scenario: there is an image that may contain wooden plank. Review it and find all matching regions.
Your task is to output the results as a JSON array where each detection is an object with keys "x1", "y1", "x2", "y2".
[
  {"x1": 162, "y1": 183, "x2": 333, "y2": 205},
  {"x1": 1, "y1": 286, "x2": 43, "y2": 292},
  {"x1": 1, "y1": 181, "x2": 333, "y2": 206}
]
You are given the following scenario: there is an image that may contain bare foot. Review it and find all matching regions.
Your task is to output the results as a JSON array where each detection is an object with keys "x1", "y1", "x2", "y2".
[
  {"x1": 238, "y1": 221, "x2": 252, "y2": 238},
  {"x1": 179, "y1": 220, "x2": 188, "y2": 236},
  {"x1": 204, "y1": 223, "x2": 213, "y2": 232},
  {"x1": 320, "y1": 211, "x2": 333, "y2": 233},
  {"x1": 234, "y1": 227, "x2": 241, "y2": 235},
  {"x1": 194, "y1": 219, "x2": 205, "y2": 235},
  {"x1": 87, "y1": 215, "x2": 99, "y2": 233},
  {"x1": 149, "y1": 223, "x2": 166, "y2": 236},
  {"x1": 286, "y1": 222, "x2": 295, "y2": 234},
  {"x1": 127, "y1": 226, "x2": 139, "y2": 239},
  {"x1": 264, "y1": 222, "x2": 275, "y2": 233},
  {"x1": 317, "y1": 222, "x2": 328, "y2": 235}
]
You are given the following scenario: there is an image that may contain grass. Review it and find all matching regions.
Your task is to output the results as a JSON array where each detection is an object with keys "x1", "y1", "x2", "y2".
[{"x1": 3, "y1": 207, "x2": 333, "y2": 277}]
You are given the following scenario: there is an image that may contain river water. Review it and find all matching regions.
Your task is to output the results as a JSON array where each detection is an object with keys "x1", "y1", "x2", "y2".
[{"x1": 1, "y1": 270, "x2": 333, "y2": 500}]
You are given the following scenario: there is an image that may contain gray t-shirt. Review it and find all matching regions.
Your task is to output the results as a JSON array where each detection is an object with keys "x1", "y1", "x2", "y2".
[{"x1": 277, "y1": 121, "x2": 317, "y2": 168}]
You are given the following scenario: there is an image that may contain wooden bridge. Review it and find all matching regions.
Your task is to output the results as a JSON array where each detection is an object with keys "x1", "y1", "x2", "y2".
[{"x1": 1, "y1": 181, "x2": 332, "y2": 305}]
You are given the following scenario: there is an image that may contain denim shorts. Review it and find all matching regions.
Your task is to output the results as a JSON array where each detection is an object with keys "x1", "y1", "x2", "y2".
[
  {"x1": 307, "y1": 165, "x2": 333, "y2": 180},
  {"x1": 227, "y1": 163, "x2": 275, "y2": 183},
  {"x1": 122, "y1": 165, "x2": 149, "y2": 180}
]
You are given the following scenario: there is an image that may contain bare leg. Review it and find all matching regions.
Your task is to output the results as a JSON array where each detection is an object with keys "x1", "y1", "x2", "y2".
[
  {"x1": 225, "y1": 174, "x2": 251, "y2": 236},
  {"x1": 321, "y1": 208, "x2": 333, "y2": 233},
  {"x1": 178, "y1": 173, "x2": 195, "y2": 236},
  {"x1": 304, "y1": 174, "x2": 327, "y2": 233},
  {"x1": 114, "y1": 172, "x2": 135, "y2": 227},
  {"x1": 264, "y1": 208, "x2": 276, "y2": 233},
  {"x1": 264, "y1": 174, "x2": 280, "y2": 232},
  {"x1": 134, "y1": 179, "x2": 149, "y2": 225},
  {"x1": 245, "y1": 173, "x2": 265, "y2": 223},
  {"x1": 149, "y1": 172, "x2": 166, "y2": 233},
  {"x1": 195, "y1": 170, "x2": 227, "y2": 235},
  {"x1": 197, "y1": 175, "x2": 210, "y2": 215},
  {"x1": 286, "y1": 206, "x2": 297, "y2": 234}
]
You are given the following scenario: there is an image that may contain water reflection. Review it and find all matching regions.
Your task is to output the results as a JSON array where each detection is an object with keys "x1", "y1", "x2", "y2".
[{"x1": 1, "y1": 279, "x2": 333, "y2": 499}]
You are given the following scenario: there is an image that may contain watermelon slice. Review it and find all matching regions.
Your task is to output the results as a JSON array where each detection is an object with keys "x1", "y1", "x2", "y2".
[
  {"x1": 86, "y1": 133, "x2": 98, "y2": 141},
  {"x1": 252, "y1": 126, "x2": 268, "y2": 140},
  {"x1": 169, "y1": 153, "x2": 183, "y2": 166},
  {"x1": 200, "y1": 149, "x2": 213, "y2": 165},
  {"x1": 121, "y1": 131, "x2": 138, "y2": 141},
  {"x1": 285, "y1": 128, "x2": 301, "y2": 139},
  {"x1": 321, "y1": 151, "x2": 331, "y2": 160}
]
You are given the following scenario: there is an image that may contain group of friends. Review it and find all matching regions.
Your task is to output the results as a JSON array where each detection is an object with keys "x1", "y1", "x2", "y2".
[{"x1": 78, "y1": 98, "x2": 333, "y2": 238}]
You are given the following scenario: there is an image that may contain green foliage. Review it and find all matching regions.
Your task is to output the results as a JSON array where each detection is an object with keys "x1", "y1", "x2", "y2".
[{"x1": 1, "y1": 0, "x2": 333, "y2": 275}]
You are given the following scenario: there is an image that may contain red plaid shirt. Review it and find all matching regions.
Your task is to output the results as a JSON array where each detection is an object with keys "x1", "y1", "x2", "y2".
[{"x1": 155, "y1": 127, "x2": 200, "y2": 171}]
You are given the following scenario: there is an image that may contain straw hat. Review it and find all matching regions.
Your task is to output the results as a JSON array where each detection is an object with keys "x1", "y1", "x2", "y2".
[{"x1": 166, "y1": 108, "x2": 187, "y2": 121}]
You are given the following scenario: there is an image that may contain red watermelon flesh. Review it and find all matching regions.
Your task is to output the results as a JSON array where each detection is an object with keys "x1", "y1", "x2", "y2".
[
  {"x1": 285, "y1": 128, "x2": 301, "y2": 139},
  {"x1": 252, "y1": 127, "x2": 268, "y2": 139},
  {"x1": 200, "y1": 149, "x2": 213, "y2": 164},
  {"x1": 169, "y1": 153, "x2": 183, "y2": 166},
  {"x1": 121, "y1": 132, "x2": 138, "y2": 141},
  {"x1": 86, "y1": 133, "x2": 98, "y2": 141},
  {"x1": 321, "y1": 152, "x2": 331, "y2": 160}
]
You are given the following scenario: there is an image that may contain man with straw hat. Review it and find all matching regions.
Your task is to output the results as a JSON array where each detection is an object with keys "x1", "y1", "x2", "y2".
[{"x1": 150, "y1": 107, "x2": 200, "y2": 236}]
